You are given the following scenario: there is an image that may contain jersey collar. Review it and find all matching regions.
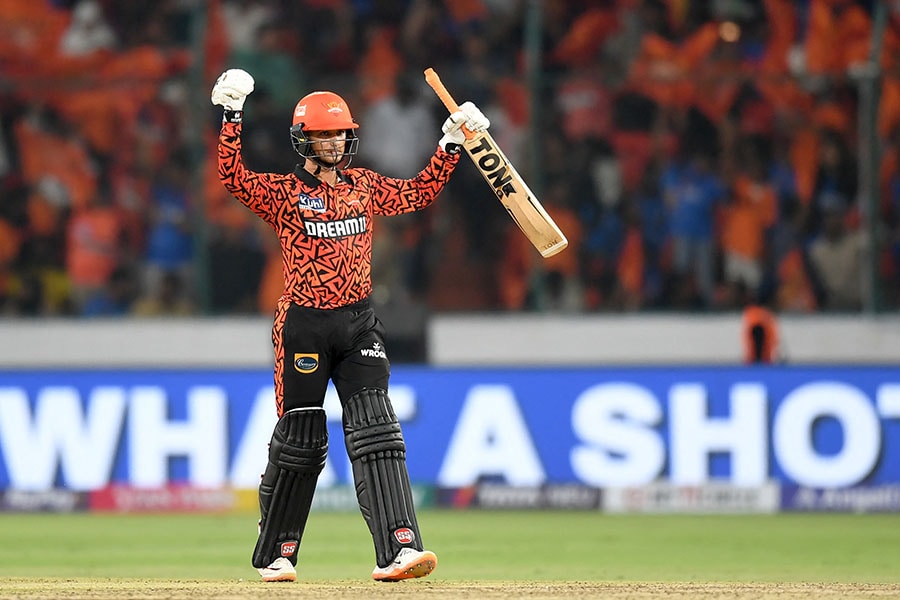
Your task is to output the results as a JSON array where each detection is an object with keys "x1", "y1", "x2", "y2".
[
  {"x1": 294, "y1": 164, "x2": 322, "y2": 188},
  {"x1": 293, "y1": 164, "x2": 354, "y2": 188}
]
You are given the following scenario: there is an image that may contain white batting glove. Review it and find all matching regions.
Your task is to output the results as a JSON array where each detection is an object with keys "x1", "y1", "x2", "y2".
[
  {"x1": 439, "y1": 101, "x2": 490, "y2": 151},
  {"x1": 211, "y1": 68, "x2": 255, "y2": 111}
]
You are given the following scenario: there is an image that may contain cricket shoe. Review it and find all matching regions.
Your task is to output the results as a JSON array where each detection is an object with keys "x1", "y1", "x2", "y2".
[
  {"x1": 372, "y1": 548, "x2": 437, "y2": 582},
  {"x1": 257, "y1": 557, "x2": 296, "y2": 582}
]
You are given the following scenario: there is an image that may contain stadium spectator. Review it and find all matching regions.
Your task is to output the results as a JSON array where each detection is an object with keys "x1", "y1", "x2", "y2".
[
  {"x1": 720, "y1": 136, "x2": 778, "y2": 305},
  {"x1": 802, "y1": 0, "x2": 872, "y2": 78},
  {"x1": 741, "y1": 298, "x2": 781, "y2": 364},
  {"x1": 228, "y1": 21, "x2": 306, "y2": 113},
  {"x1": 241, "y1": 86, "x2": 298, "y2": 174},
  {"x1": 221, "y1": 0, "x2": 278, "y2": 53},
  {"x1": 807, "y1": 192, "x2": 868, "y2": 311},
  {"x1": 660, "y1": 143, "x2": 727, "y2": 309},
  {"x1": 880, "y1": 126, "x2": 900, "y2": 307},
  {"x1": 81, "y1": 264, "x2": 137, "y2": 317},
  {"x1": 774, "y1": 246, "x2": 819, "y2": 313},
  {"x1": 611, "y1": 198, "x2": 648, "y2": 311},
  {"x1": 642, "y1": 163, "x2": 672, "y2": 302},
  {"x1": 65, "y1": 190, "x2": 126, "y2": 315},
  {"x1": 356, "y1": 22, "x2": 405, "y2": 105},
  {"x1": 132, "y1": 270, "x2": 195, "y2": 317},
  {"x1": 59, "y1": 0, "x2": 117, "y2": 57},
  {"x1": 142, "y1": 151, "x2": 195, "y2": 304},
  {"x1": 516, "y1": 180, "x2": 585, "y2": 313},
  {"x1": 358, "y1": 71, "x2": 437, "y2": 179},
  {"x1": 19, "y1": 177, "x2": 73, "y2": 315},
  {"x1": 14, "y1": 106, "x2": 97, "y2": 213},
  {"x1": 804, "y1": 127, "x2": 859, "y2": 239},
  {"x1": 555, "y1": 64, "x2": 614, "y2": 144}
]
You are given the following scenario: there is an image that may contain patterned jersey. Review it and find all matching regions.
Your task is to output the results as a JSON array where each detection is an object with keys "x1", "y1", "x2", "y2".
[{"x1": 217, "y1": 121, "x2": 460, "y2": 309}]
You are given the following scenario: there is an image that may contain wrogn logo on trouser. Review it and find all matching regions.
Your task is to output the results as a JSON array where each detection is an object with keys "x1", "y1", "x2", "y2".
[{"x1": 360, "y1": 342, "x2": 387, "y2": 359}]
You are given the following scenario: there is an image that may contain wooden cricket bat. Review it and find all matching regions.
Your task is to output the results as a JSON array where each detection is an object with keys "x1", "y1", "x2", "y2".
[{"x1": 424, "y1": 68, "x2": 568, "y2": 258}]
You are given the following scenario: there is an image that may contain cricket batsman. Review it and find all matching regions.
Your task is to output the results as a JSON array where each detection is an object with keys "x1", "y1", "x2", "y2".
[{"x1": 211, "y1": 68, "x2": 489, "y2": 582}]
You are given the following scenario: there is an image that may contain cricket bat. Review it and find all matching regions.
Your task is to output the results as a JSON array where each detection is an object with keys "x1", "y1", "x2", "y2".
[{"x1": 424, "y1": 68, "x2": 568, "y2": 258}]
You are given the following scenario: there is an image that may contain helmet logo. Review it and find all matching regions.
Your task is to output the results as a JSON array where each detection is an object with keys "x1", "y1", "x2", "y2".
[
  {"x1": 294, "y1": 105, "x2": 306, "y2": 117},
  {"x1": 326, "y1": 101, "x2": 343, "y2": 114}
]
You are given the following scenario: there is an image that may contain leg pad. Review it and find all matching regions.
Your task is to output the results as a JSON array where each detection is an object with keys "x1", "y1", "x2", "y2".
[
  {"x1": 252, "y1": 407, "x2": 327, "y2": 568},
  {"x1": 343, "y1": 388, "x2": 422, "y2": 568}
]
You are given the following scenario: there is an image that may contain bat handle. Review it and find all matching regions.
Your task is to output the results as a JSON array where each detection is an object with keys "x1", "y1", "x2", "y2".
[{"x1": 424, "y1": 67, "x2": 475, "y2": 140}]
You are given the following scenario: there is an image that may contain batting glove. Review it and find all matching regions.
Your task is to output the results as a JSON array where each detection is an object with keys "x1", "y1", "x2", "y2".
[
  {"x1": 211, "y1": 68, "x2": 255, "y2": 111},
  {"x1": 439, "y1": 101, "x2": 490, "y2": 152}
]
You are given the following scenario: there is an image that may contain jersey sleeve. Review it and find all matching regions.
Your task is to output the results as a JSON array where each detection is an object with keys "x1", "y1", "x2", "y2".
[
  {"x1": 366, "y1": 147, "x2": 461, "y2": 216},
  {"x1": 217, "y1": 121, "x2": 281, "y2": 226}
]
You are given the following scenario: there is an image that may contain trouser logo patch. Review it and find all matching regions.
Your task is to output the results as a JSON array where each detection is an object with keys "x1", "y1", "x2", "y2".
[
  {"x1": 393, "y1": 528, "x2": 415, "y2": 544},
  {"x1": 280, "y1": 540, "x2": 298, "y2": 557},
  {"x1": 294, "y1": 353, "x2": 319, "y2": 373}
]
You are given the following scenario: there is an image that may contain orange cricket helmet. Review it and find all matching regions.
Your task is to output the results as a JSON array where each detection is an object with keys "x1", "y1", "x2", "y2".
[
  {"x1": 289, "y1": 91, "x2": 359, "y2": 169},
  {"x1": 291, "y1": 91, "x2": 359, "y2": 131}
]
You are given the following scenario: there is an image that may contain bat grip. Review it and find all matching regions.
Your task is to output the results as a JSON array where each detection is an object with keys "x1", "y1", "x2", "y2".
[{"x1": 424, "y1": 68, "x2": 475, "y2": 140}]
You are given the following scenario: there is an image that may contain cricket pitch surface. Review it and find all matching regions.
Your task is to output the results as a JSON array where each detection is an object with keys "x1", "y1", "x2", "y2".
[{"x1": 3, "y1": 579, "x2": 900, "y2": 599}]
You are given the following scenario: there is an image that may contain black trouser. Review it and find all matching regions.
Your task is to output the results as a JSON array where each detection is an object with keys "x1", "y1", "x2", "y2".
[
  {"x1": 266, "y1": 297, "x2": 424, "y2": 568},
  {"x1": 278, "y1": 297, "x2": 390, "y2": 412}
]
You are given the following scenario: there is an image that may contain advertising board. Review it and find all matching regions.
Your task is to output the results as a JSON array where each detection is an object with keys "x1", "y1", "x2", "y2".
[{"x1": 1, "y1": 367, "x2": 898, "y2": 492}]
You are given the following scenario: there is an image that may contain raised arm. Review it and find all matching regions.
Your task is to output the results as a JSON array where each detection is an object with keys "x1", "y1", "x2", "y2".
[{"x1": 212, "y1": 69, "x2": 281, "y2": 225}]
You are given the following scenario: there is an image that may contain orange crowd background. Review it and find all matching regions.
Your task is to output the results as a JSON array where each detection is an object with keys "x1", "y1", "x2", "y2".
[{"x1": 1, "y1": 0, "x2": 899, "y2": 319}]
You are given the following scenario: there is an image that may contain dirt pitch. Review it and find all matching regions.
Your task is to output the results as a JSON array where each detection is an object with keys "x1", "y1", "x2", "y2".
[{"x1": 2, "y1": 579, "x2": 900, "y2": 599}]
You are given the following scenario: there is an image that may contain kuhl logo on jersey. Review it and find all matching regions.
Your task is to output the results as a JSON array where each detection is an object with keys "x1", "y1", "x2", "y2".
[
  {"x1": 298, "y1": 193, "x2": 325, "y2": 212},
  {"x1": 304, "y1": 215, "x2": 367, "y2": 239},
  {"x1": 393, "y1": 528, "x2": 415, "y2": 544}
]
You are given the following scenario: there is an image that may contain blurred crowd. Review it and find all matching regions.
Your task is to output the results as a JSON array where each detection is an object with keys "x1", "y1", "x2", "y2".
[{"x1": 1, "y1": 0, "x2": 900, "y2": 319}]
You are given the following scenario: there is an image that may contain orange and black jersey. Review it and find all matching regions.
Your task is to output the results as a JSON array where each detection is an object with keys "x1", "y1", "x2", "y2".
[{"x1": 217, "y1": 121, "x2": 460, "y2": 309}]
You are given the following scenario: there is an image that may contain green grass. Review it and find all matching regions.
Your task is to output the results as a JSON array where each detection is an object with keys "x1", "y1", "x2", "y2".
[{"x1": 0, "y1": 511, "x2": 898, "y2": 583}]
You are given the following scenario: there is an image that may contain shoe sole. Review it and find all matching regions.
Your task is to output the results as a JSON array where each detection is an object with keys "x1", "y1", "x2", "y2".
[
  {"x1": 373, "y1": 552, "x2": 437, "y2": 582},
  {"x1": 260, "y1": 571, "x2": 296, "y2": 583}
]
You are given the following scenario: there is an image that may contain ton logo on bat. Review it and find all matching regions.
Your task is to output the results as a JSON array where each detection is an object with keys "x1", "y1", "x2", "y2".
[{"x1": 467, "y1": 136, "x2": 516, "y2": 198}]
